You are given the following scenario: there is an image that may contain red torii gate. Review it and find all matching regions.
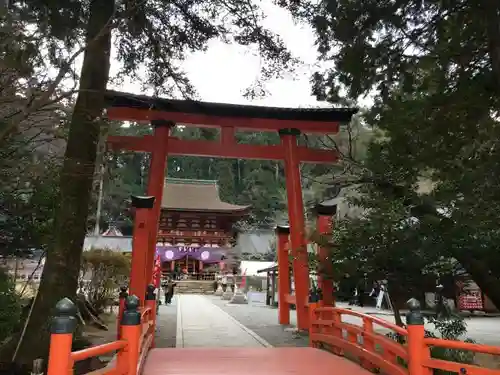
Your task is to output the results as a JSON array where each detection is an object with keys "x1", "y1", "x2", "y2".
[{"x1": 104, "y1": 90, "x2": 357, "y2": 330}]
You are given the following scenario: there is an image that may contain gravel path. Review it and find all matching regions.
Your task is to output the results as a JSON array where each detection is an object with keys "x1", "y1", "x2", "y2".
[{"x1": 207, "y1": 295, "x2": 308, "y2": 348}]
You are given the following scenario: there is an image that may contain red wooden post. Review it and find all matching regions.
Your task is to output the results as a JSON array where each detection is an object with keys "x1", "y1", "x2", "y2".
[
  {"x1": 145, "y1": 284, "x2": 157, "y2": 348},
  {"x1": 406, "y1": 298, "x2": 432, "y2": 375},
  {"x1": 279, "y1": 128, "x2": 310, "y2": 330},
  {"x1": 117, "y1": 295, "x2": 141, "y2": 375},
  {"x1": 315, "y1": 203, "x2": 337, "y2": 306},
  {"x1": 130, "y1": 196, "x2": 156, "y2": 303},
  {"x1": 276, "y1": 225, "x2": 291, "y2": 325},
  {"x1": 47, "y1": 298, "x2": 77, "y2": 375},
  {"x1": 308, "y1": 301, "x2": 319, "y2": 347},
  {"x1": 145, "y1": 123, "x2": 172, "y2": 287},
  {"x1": 117, "y1": 285, "x2": 128, "y2": 340}
]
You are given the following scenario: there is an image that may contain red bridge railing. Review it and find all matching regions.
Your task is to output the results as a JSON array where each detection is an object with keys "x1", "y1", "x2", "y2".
[
  {"x1": 45, "y1": 291, "x2": 500, "y2": 375},
  {"x1": 309, "y1": 299, "x2": 500, "y2": 375},
  {"x1": 47, "y1": 285, "x2": 156, "y2": 375}
]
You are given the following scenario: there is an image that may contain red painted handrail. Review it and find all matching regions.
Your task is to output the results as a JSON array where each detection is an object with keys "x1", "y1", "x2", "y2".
[
  {"x1": 47, "y1": 296, "x2": 157, "y2": 375},
  {"x1": 314, "y1": 306, "x2": 408, "y2": 335},
  {"x1": 71, "y1": 340, "x2": 127, "y2": 362},
  {"x1": 310, "y1": 305, "x2": 500, "y2": 375},
  {"x1": 140, "y1": 306, "x2": 152, "y2": 321}
]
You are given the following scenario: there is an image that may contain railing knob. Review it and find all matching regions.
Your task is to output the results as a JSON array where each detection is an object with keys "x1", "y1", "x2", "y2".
[
  {"x1": 130, "y1": 195, "x2": 155, "y2": 209},
  {"x1": 308, "y1": 288, "x2": 322, "y2": 303},
  {"x1": 145, "y1": 284, "x2": 156, "y2": 301},
  {"x1": 119, "y1": 285, "x2": 128, "y2": 299},
  {"x1": 51, "y1": 298, "x2": 78, "y2": 334},
  {"x1": 122, "y1": 295, "x2": 141, "y2": 326},
  {"x1": 406, "y1": 298, "x2": 424, "y2": 325}
]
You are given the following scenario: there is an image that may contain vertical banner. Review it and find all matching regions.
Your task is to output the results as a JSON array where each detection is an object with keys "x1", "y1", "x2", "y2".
[{"x1": 152, "y1": 255, "x2": 162, "y2": 288}]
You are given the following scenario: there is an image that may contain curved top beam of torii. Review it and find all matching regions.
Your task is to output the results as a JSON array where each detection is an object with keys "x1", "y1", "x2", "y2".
[{"x1": 104, "y1": 90, "x2": 358, "y2": 134}]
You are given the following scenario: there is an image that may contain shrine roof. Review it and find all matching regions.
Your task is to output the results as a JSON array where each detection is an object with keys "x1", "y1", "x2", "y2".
[
  {"x1": 104, "y1": 90, "x2": 357, "y2": 124},
  {"x1": 161, "y1": 179, "x2": 250, "y2": 213}
]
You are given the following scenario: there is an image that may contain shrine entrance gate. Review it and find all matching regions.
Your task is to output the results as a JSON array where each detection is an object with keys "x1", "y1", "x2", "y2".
[{"x1": 104, "y1": 90, "x2": 357, "y2": 330}]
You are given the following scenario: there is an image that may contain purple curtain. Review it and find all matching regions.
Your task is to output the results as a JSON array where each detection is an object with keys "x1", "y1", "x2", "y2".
[{"x1": 156, "y1": 246, "x2": 226, "y2": 264}]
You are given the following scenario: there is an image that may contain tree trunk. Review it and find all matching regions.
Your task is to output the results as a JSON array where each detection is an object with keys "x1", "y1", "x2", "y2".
[
  {"x1": 13, "y1": 0, "x2": 115, "y2": 366},
  {"x1": 389, "y1": 294, "x2": 405, "y2": 327}
]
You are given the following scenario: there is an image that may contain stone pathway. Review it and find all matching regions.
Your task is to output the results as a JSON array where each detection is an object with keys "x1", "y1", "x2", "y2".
[
  {"x1": 155, "y1": 295, "x2": 178, "y2": 348},
  {"x1": 208, "y1": 295, "x2": 309, "y2": 347},
  {"x1": 175, "y1": 294, "x2": 271, "y2": 348}
]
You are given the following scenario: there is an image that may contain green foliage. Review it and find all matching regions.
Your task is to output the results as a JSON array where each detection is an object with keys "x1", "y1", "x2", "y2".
[
  {"x1": 0, "y1": 150, "x2": 60, "y2": 256},
  {"x1": 240, "y1": 251, "x2": 275, "y2": 261},
  {"x1": 0, "y1": 269, "x2": 21, "y2": 343},
  {"x1": 425, "y1": 317, "x2": 476, "y2": 375},
  {"x1": 80, "y1": 249, "x2": 131, "y2": 311},
  {"x1": 318, "y1": 190, "x2": 451, "y2": 303},
  {"x1": 99, "y1": 122, "x2": 370, "y2": 232}
]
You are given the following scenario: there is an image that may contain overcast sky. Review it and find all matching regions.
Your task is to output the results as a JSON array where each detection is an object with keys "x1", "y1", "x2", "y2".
[{"x1": 108, "y1": 2, "x2": 329, "y2": 108}]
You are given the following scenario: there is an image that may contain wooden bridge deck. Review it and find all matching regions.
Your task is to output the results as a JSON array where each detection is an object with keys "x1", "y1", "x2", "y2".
[
  {"x1": 143, "y1": 347, "x2": 371, "y2": 374},
  {"x1": 143, "y1": 295, "x2": 370, "y2": 374}
]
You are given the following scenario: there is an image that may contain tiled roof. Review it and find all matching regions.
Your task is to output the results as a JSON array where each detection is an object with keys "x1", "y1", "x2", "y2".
[
  {"x1": 102, "y1": 226, "x2": 123, "y2": 236},
  {"x1": 104, "y1": 90, "x2": 358, "y2": 123},
  {"x1": 161, "y1": 179, "x2": 250, "y2": 213},
  {"x1": 83, "y1": 236, "x2": 132, "y2": 252}
]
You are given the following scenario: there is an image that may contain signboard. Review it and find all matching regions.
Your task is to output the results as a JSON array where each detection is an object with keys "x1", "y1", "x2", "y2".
[{"x1": 458, "y1": 290, "x2": 483, "y2": 310}]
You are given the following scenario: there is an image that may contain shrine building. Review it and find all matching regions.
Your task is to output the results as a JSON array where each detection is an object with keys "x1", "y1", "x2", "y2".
[{"x1": 156, "y1": 178, "x2": 250, "y2": 278}]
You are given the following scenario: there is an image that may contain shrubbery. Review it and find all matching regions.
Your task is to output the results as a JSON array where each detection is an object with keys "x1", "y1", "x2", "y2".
[
  {"x1": 425, "y1": 316, "x2": 475, "y2": 374},
  {"x1": 80, "y1": 249, "x2": 130, "y2": 312}
]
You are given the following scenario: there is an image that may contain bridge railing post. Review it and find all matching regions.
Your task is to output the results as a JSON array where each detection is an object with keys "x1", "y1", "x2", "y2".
[
  {"x1": 117, "y1": 285, "x2": 128, "y2": 340},
  {"x1": 145, "y1": 284, "x2": 157, "y2": 348},
  {"x1": 308, "y1": 289, "x2": 321, "y2": 347},
  {"x1": 406, "y1": 298, "x2": 432, "y2": 375},
  {"x1": 117, "y1": 295, "x2": 141, "y2": 375},
  {"x1": 47, "y1": 298, "x2": 78, "y2": 375}
]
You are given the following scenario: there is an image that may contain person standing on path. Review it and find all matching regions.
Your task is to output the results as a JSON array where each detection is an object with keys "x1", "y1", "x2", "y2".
[
  {"x1": 221, "y1": 274, "x2": 228, "y2": 292},
  {"x1": 356, "y1": 277, "x2": 367, "y2": 307},
  {"x1": 376, "y1": 282, "x2": 386, "y2": 309},
  {"x1": 164, "y1": 277, "x2": 177, "y2": 304},
  {"x1": 369, "y1": 281, "x2": 381, "y2": 302}
]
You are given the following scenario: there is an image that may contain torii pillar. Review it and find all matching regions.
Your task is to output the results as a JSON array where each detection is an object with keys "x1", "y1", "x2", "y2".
[
  {"x1": 279, "y1": 128, "x2": 310, "y2": 330},
  {"x1": 144, "y1": 121, "x2": 174, "y2": 286},
  {"x1": 315, "y1": 203, "x2": 337, "y2": 306},
  {"x1": 276, "y1": 225, "x2": 291, "y2": 325}
]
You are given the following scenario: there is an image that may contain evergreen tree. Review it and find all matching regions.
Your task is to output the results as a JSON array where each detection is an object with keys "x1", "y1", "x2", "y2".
[{"x1": 285, "y1": 0, "x2": 500, "y2": 307}]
